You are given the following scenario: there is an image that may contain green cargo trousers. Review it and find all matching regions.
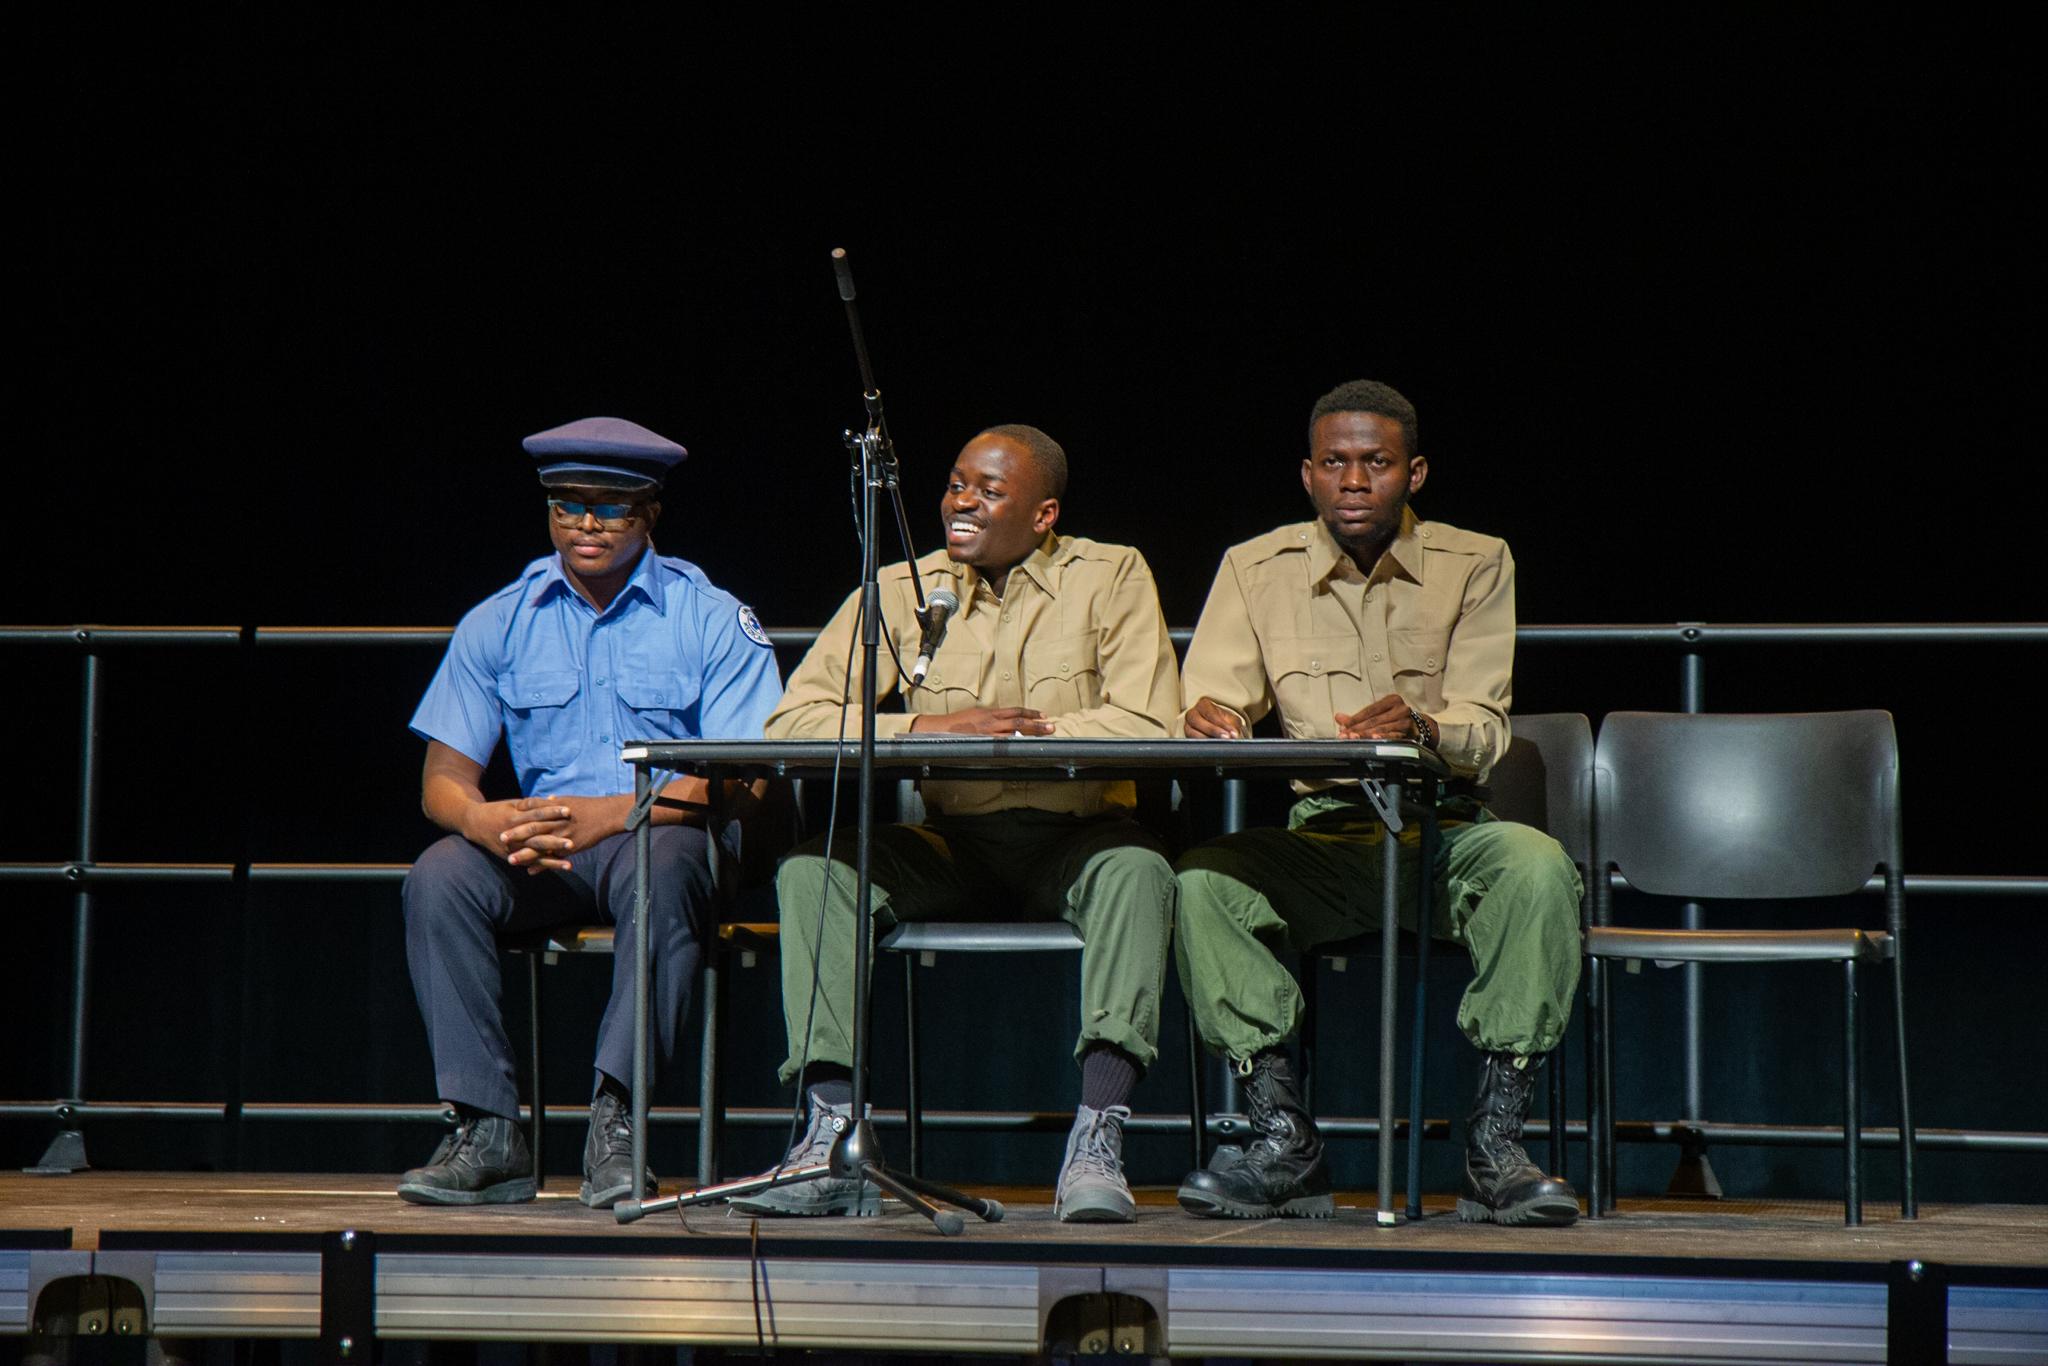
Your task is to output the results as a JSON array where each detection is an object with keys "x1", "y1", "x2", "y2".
[
  {"x1": 776, "y1": 809, "x2": 1177, "y2": 1085},
  {"x1": 1175, "y1": 795, "x2": 1583, "y2": 1063}
]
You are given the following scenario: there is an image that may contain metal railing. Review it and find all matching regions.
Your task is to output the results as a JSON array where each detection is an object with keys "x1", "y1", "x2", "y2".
[{"x1": 5, "y1": 622, "x2": 2046, "y2": 1181}]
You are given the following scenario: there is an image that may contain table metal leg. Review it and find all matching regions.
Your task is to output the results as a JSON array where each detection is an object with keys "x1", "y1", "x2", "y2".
[
  {"x1": 630, "y1": 764, "x2": 651, "y2": 1201},
  {"x1": 1405, "y1": 802, "x2": 1437, "y2": 1221},
  {"x1": 1377, "y1": 815, "x2": 1400, "y2": 1227}
]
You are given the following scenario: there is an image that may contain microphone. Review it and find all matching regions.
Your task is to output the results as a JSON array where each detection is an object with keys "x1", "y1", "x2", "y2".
[
  {"x1": 909, "y1": 587, "x2": 960, "y2": 686},
  {"x1": 832, "y1": 247, "x2": 856, "y2": 301}
]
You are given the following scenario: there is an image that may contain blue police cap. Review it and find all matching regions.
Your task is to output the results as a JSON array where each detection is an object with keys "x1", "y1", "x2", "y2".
[{"x1": 523, "y1": 416, "x2": 688, "y2": 492}]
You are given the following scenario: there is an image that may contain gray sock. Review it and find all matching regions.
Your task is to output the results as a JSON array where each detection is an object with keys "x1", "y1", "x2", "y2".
[{"x1": 1080, "y1": 1044, "x2": 1141, "y2": 1112}]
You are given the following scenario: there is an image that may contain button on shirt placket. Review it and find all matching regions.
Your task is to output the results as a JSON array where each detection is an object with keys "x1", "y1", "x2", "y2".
[
  {"x1": 996, "y1": 583, "x2": 1028, "y2": 789},
  {"x1": 586, "y1": 596, "x2": 632, "y2": 788},
  {"x1": 995, "y1": 588, "x2": 1023, "y2": 707}
]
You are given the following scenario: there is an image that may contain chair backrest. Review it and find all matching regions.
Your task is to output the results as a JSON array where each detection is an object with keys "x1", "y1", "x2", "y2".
[
  {"x1": 1485, "y1": 712, "x2": 1594, "y2": 869},
  {"x1": 1592, "y1": 711, "x2": 1900, "y2": 901}
]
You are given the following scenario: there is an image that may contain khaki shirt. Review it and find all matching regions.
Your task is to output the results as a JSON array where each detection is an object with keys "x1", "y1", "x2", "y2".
[
  {"x1": 765, "y1": 534, "x2": 1182, "y2": 817},
  {"x1": 1179, "y1": 510, "x2": 1514, "y2": 785}
]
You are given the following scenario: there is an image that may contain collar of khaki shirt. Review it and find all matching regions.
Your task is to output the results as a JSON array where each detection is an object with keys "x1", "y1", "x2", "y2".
[
  {"x1": 928, "y1": 531, "x2": 1066, "y2": 610},
  {"x1": 1304, "y1": 506, "x2": 1426, "y2": 593}
]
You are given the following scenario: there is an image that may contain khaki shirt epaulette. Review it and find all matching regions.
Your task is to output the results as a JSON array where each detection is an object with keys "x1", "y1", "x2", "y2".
[
  {"x1": 766, "y1": 533, "x2": 1182, "y2": 817},
  {"x1": 1179, "y1": 510, "x2": 1515, "y2": 784}
]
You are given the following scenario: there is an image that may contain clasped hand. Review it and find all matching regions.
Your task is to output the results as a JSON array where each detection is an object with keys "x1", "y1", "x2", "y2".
[
  {"x1": 467, "y1": 795, "x2": 623, "y2": 874},
  {"x1": 1184, "y1": 693, "x2": 1420, "y2": 741}
]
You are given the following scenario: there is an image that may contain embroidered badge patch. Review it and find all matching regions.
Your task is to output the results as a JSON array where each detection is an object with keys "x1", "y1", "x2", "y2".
[{"x1": 738, "y1": 605, "x2": 771, "y2": 647}]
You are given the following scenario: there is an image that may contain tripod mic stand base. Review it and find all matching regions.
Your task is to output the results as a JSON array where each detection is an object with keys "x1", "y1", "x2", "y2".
[
  {"x1": 833, "y1": 1118, "x2": 1004, "y2": 1233},
  {"x1": 612, "y1": 1120, "x2": 1005, "y2": 1233}
]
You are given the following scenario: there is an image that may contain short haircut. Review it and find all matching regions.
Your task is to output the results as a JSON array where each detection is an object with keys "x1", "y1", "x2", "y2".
[
  {"x1": 979, "y1": 423, "x2": 1069, "y2": 500},
  {"x1": 1309, "y1": 380, "x2": 1419, "y2": 456}
]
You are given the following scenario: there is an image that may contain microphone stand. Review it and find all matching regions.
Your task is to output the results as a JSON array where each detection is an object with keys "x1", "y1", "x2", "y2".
[{"x1": 617, "y1": 249, "x2": 1001, "y2": 1234}]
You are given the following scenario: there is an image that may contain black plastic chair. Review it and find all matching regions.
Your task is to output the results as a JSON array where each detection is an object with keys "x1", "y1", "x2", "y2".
[
  {"x1": 1299, "y1": 712, "x2": 1592, "y2": 1215},
  {"x1": 1586, "y1": 710, "x2": 1916, "y2": 1226}
]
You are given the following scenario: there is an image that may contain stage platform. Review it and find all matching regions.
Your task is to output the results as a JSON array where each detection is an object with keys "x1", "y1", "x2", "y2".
[{"x1": 3, "y1": 1172, "x2": 2045, "y2": 1361}]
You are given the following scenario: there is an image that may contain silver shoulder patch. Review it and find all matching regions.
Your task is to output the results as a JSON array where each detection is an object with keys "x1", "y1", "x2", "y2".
[{"x1": 738, "y1": 605, "x2": 771, "y2": 647}]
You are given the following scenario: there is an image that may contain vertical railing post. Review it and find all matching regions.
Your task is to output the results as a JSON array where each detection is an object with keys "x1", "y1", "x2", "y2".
[
  {"x1": 1668, "y1": 630, "x2": 1723, "y2": 1196},
  {"x1": 28, "y1": 643, "x2": 100, "y2": 1172}
]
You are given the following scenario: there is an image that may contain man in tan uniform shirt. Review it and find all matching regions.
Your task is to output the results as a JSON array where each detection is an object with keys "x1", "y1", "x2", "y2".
[
  {"x1": 1173, "y1": 380, "x2": 1583, "y2": 1227},
  {"x1": 733, "y1": 424, "x2": 1181, "y2": 1224}
]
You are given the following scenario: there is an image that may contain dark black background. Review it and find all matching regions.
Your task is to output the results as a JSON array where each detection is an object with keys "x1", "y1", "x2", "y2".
[{"x1": 5, "y1": 14, "x2": 2039, "y2": 1200}]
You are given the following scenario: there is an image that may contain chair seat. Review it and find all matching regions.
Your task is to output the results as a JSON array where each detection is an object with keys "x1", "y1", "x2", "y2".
[
  {"x1": 719, "y1": 922, "x2": 780, "y2": 953},
  {"x1": 1587, "y1": 926, "x2": 1894, "y2": 963},
  {"x1": 516, "y1": 923, "x2": 782, "y2": 955},
  {"x1": 878, "y1": 921, "x2": 1084, "y2": 954}
]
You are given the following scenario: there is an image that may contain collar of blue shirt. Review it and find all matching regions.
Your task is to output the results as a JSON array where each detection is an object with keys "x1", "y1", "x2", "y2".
[{"x1": 530, "y1": 546, "x2": 669, "y2": 617}]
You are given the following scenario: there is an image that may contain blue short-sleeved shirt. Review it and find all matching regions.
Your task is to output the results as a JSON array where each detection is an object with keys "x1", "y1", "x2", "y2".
[{"x1": 410, "y1": 548, "x2": 783, "y2": 797}]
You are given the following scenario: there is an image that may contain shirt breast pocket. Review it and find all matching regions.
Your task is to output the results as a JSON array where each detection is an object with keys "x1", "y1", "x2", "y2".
[
  {"x1": 1024, "y1": 630, "x2": 1104, "y2": 714},
  {"x1": 1387, "y1": 625, "x2": 1449, "y2": 708},
  {"x1": 1268, "y1": 635, "x2": 1365, "y2": 736},
  {"x1": 913, "y1": 645, "x2": 991, "y2": 721},
  {"x1": 498, "y1": 670, "x2": 582, "y2": 768},
  {"x1": 617, "y1": 672, "x2": 702, "y2": 740}
]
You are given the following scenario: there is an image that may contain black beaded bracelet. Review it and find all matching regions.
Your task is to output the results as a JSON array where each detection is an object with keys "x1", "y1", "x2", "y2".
[{"x1": 1409, "y1": 707, "x2": 1436, "y2": 749}]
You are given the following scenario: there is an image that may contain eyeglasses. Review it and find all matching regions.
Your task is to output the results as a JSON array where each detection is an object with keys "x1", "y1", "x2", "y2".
[{"x1": 548, "y1": 498, "x2": 647, "y2": 530}]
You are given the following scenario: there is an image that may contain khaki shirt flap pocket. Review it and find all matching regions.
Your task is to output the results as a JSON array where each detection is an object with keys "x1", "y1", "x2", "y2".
[
  {"x1": 1387, "y1": 626, "x2": 1449, "y2": 677},
  {"x1": 1267, "y1": 634, "x2": 1364, "y2": 684},
  {"x1": 1023, "y1": 630, "x2": 1102, "y2": 685},
  {"x1": 1024, "y1": 630, "x2": 1105, "y2": 709},
  {"x1": 914, "y1": 642, "x2": 991, "y2": 703}
]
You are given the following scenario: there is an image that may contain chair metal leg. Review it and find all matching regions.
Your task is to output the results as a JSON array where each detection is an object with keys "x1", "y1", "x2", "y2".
[
  {"x1": 1586, "y1": 954, "x2": 1606, "y2": 1219},
  {"x1": 1844, "y1": 957, "x2": 1862, "y2": 1227},
  {"x1": 1600, "y1": 960, "x2": 1617, "y2": 1213},
  {"x1": 1185, "y1": 1000, "x2": 1207, "y2": 1172},
  {"x1": 1299, "y1": 958, "x2": 1318, "y2": 1117},
  {"x1": 1892, "y1": 958, "x2": 1917, "y2": 1219},
  {"x1": 698, "y1": 942, "x2": 725, "y2": 1186},
  {"x1": 904, "y1": 952, "x2": 924, "y2": 1179},
  {"x1": 527, "y1": 952, "x2": 546, "y2": 1191},
  {"x1": 1548, "y1": 1044, "x2": 1566, "y2": 1182}
]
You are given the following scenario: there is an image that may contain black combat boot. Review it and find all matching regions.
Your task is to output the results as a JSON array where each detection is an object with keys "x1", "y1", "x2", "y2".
[
  {"x1": 581, "y1": 1090, "x2": 660, "y2": 1209},
  {"x1": 1457, "y1": 1051, "x2": 1580, "y2": 1226},
  {"x1": 1176, "y1": 1051, "x2": 1334, "y2": 1219},
  {"x1": 397, "y1": 1112, "x2": 536, "y2": 1206}
]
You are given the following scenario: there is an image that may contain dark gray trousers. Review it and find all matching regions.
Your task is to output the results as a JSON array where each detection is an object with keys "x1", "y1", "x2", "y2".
[{"x1": 402, "y1": 826, "x2": 715, "y2": 1119}]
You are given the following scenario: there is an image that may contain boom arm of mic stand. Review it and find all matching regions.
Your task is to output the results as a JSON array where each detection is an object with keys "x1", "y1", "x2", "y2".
[{"x1": 833, "y1": 247, "x2": 927, "y2": 617}]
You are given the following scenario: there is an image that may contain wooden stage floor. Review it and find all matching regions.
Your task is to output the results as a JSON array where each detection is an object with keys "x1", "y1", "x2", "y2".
[
  {"x1": 5, "y1": 1171, "x2": 2046, "y2": 1267},
  {"x1": 5, "y1": 1173, "x2": 2046, "y2": 1361}
]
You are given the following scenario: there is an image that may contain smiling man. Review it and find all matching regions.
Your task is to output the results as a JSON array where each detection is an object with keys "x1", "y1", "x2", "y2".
[
  {"x1": 398, "y1": 417, "x2": 782, "y2": 1209},
  {"x1": 1171, "y1": 380, "x2": 1584, "y2": 1227},
  {"x1": 733, "y1": 423, "x2": 1181, "y2": 1224}
]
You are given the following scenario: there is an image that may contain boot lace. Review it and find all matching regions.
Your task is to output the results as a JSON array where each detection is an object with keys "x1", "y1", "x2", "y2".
[
  {"x1": 1065, "y1": 1106, "x2": 1129, "y2": 1187},
  {"x1": 595, "y1": 1095, "x2": 635, "y2": 1162},
  {"x1": 783, "y1": 1101, "x2": 846, "y2": 1171}
]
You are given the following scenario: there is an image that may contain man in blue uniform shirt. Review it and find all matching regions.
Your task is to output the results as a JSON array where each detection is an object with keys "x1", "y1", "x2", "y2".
[{"x1": 399, "y1": 416, "x2": 783, "y2": 1208}]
